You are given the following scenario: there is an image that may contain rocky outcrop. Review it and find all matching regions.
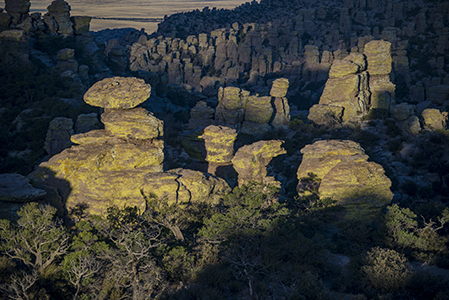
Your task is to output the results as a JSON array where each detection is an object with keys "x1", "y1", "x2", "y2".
[
  {"x1": 297, "y1": 140, "x2": 393, "y2": 219},
  {"x1": 141, "y1": 168, "x2": 231, "y2": 206},
  {"x1": 30, "y1": 78, "x2": 164, "y2": 216},
  {"x1": 44, "y1": 0, "x2": 73, "y2": 36},
  {"x1": 232, "y1": 140, "x2": 286, "y2": 187}
]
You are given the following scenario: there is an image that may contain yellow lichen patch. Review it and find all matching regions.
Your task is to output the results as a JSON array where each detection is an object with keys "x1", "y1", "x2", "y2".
[
  {"x1": 270, "y1": 78, "x2": 289, "y2": 97},
  {"x1": 364, "y1": 40, "x2": 392, "y2": 76},
  {"x1": 222, "y1": 87, "x2": 244, "y2": 109},
  {"x1": 201, "y1": 125, "x2": 237, "y2": 164},
  {"x1": 71, "y1": 129, "x2": 119, "y2": 145},
  {"x1": 328, "y1": 59, "x2": 359, "y2": 78}
]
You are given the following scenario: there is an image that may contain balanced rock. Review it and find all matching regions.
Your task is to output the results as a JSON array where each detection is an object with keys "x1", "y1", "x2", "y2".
[
  {"x1": 84, "y1": 77, "x2": 151, "y2": 109},
  {"x1": 5, "y1": 0, "x2": 30, "y2": 14},
  {"x1": 297, "y1": 140, "x2": 393, "y2": 219},
  {"x1": 232, "y1": 140, "x2": 286, "y2": 187},
  {"x1": 422, "y1": 108, "x2": 448, "y2": 130},
  {"x1": 142, "y1": 168, "x2": 231, "y2": 206},
  {"x1": 0, "y1": 173, "x2": 46, "y2": 202},
  {"x1": 101, "y1": 107, "x2": 163, "y2": 140},
  {"x1": 200, "y1": 125, "x2": 237, "y2": 175}
]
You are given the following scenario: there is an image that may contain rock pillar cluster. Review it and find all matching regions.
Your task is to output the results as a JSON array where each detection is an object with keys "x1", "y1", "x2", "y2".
[{"x1": 308, "y1": 40, "x2": 395, "y2": 125}]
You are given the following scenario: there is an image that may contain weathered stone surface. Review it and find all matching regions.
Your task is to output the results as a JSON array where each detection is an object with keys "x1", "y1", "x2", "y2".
[
  {"x1": 56, "y1": 48, "x2": 75, "y2": 61},
  {"x1": 44, "y1": 117, "x2": 74, "y2": 156},
  {"x1": 142, "y1": 168, "x2": 231, "y2": 206},
  {"x1": 244, "y1": 95, "x2": 273, "y2": 123},
  {"x1": 232, "y1": 140, "x2": 286, "y2": 187},
  {"x1": 428, "y1": 85, "x2": 449, "y2": 105},
  {"x1": 328, "y1": 59, "x2": 359, "y2": 78},
  {"x1": 29, "y1": 140, "x2": 164, "y2": 215},
  {"x1": 308, "y1": 104, "x2": 344, "y2": 126},
  {"x1": 369, "y1": 75, "x2": 395, "y2": 110},
  {"x1": 200, "y1": 125, "x2": 237, "y2": 164},
  {"x1": 5, "y1": 0, "x2": 30, "y2": 14},
  {"x1": 270, "y1": 78, "x2": 289, "y2": 97},
  {"x1": 297, "y1": 140, "x2": 393, "y2": 219},
  {"x1": 364, "y1": 40, "x2": 392, "y2": 75},
  {"x1": 188, "y1": 101, "x2": 214, "y2": 129},
  {"x1": 71, "y1": 129, "x2": 121, "y2": 145},
  {"x1": 84, "y1": 77, "x2": 151, "y2": 109},
  {"x1": 393, "y1": 103, "x2": 415, "y2": 121},
  {"x1": 0, "y1": 173, "x2": 46, "y2": 202},
  {"x1": 422, "y1": 108, "x2": 448, "y2": 130},
  {"x1": 45, "y1": 0, "x2": 73, "y2": 35},
  {"x1": 75, "y1": 113, "x2": 100, "y2": 134},
  {"x1": 319, "y1": 72, "x2": 368, "y2": 121},
  {"x1": 272, "y1": 97, "x2": 290, "y2": 129},
  {"x1": 71, "y1": 16, "x2": 91, "y2": 35},
  {"x1": 101, "y1": 108, "x2": 163, "y2": 140}
]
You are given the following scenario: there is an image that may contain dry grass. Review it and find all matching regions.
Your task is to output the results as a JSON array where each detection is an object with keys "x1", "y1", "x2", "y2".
[{"x1": 29, "y1": 0, "x2": 252, "y2": 33}]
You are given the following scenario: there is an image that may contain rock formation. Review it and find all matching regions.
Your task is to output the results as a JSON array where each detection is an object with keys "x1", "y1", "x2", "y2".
[
  {"x1": 29, "y1": 77, "x2": 164, "y2": 215},
  {"x1": 421, "y1": 108, "x2": 448, "y2": 130},
  {"x1": 232, "y1": 140, "x2": 286, "y2": 187},
  {"x1": 297, "y1": 140, "x2": 393, "y2": 219},
  {"x1": 200, "y1": 125, "x2": 237, "y2": 176},
  {"x1": 44, "y1": 117, "x2": 74, "y2": 156}
]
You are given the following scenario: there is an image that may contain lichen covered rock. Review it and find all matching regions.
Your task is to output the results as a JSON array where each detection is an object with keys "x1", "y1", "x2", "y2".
[
  {"x1": 364, "y1": 40, "x2": 392, "y2": 75},
  {"x1": 270, "y1": 78, "x2": 289, "y2": 97},
  {"x1": 422, "y1": 108, "x2": 448, "y2": 130},
  {"x1": 101, "y1": 108, "x2": 163, "y2": 140},
  {"x1": 142, "y1": 168, "x2": 231, "y2": 206},
  {"x1": 297, "y1": 140, "x2": 393, "y2": 219},
  {"x1": 84, "y1": 77, "x2": 151, "y2": 109},
  {"x1": 200, "y1": 125, "x2": 237, "y2": 164},
  {"x1": 232, "y1": 140, "x2": 286, "y2": 187}
]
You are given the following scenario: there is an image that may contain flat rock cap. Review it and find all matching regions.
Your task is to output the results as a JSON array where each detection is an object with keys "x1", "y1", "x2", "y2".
[{"x1": 84, "y1": 77, "x2": 151, "y2": 109}]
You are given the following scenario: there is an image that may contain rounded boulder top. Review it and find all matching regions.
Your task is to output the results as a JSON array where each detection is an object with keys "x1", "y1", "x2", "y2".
[{"x1": 84, "y1": 77, "x2": 151, "y2": 109}]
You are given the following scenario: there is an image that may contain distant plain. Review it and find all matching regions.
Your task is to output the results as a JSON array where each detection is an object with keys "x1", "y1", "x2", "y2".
[{"x1": 30, "y1": 0, "x2": 252, "y2": 33}]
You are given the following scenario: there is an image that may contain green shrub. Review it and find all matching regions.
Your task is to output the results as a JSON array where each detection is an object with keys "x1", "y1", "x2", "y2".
[{"x1": 362, "y1": 247, "x2": 412, "y2": 292}]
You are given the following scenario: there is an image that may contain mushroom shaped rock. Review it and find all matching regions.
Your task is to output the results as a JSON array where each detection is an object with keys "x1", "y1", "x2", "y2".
[
  {"x1": 101, "y1": 108, "x2": 163, "y2": 140},
  {"x1": 232, "y1": 140, "x2": 286, "y2": 187},
  {"x1": 84, "y1": 77, "x2": 151, "y2": 109},
  {"x1": 141, "y1": 168, "x2": 231, "y2": 206},
  {"x1": 200, "y1": 125, "x2": 237, "y2": 164}
]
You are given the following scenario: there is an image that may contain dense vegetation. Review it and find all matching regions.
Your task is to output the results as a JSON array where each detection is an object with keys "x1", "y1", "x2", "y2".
[{"x1": 1, "y1": 182, "x2": 449, "y2": 300}]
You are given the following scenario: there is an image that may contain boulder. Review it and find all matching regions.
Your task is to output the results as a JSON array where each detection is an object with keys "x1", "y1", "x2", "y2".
[
  {"x1": 297, "y1": 140, "x2": 393, "y2": 219},
  {"x1": 0, "y1": 173, "x2": 46, "y2": 202},
  {"x1": 101, "y1": 108, "x2": 163, "y2": 140},
  {"x1": 75, "y1": 113, "x2": 100, "y2": 134},
  {"x1": 328, "y1": 59, "x2": 359, "y2": 78},
  {"x1": 71, "y1": 129, "x2": 120, "y2": 145},
  {"x1": 422, "y1": 108, "x2": 448, "y2": 130},
  {"x1": 428, "y1": 85, "x2": 449, "y2": 105},
  {"x1": 5, "y1": 0, "x2": 30, "y2": 14},
  {"x1": 44, "y1": 117, "x2": 74, "y2": 156},
  {"x1": 56, "y1": 48, "x2": 75, "y2": 61},
  {"x1": 244, "y1": 95, "x2": 273, "y2": 123},
  {"x1": 232, "y1": 140, "x2": 286, "y2": 187},
  {"x1": 308, "y1": 104, "x2": 344, "y2": 126},
  {"x1": 393, "y1": 103, "x2": 415, "y2": 121},
  {"x1": 200, "y1": 125, "x2": 237, "y2": 164},
  {"x1": 141, "y1": 168, "x2": 231, "y2": 206},
  {"x1": 84, "y1": 77, "x2": 151, "y2": 109},
  {"x1": 71, "y1": 16, "x2": 91, "y2": 35},
  {"x1": 272, "y1": 97, "x2": 291, "y2": 129}
]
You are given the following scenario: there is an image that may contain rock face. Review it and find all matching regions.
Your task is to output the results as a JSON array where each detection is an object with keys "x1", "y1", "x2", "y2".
[
  {"x1": 141, "y1": 168, "x2": 231, "y2": 206},
  {"x1": 0, "y1": 173, "x2": 46, "y2": 202},
  {"x1": 232, "y1": 140, "x2": 286, "y2": 187},
  {"x1": 297, "y1": 140, "x2": 393, "y2": 219},
  {"x1": 83, "y1": 77, "x2": 151, "y2": 109},
  {"x1": 44, "y1": 117, "x2": 74, "y2": 156}
]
